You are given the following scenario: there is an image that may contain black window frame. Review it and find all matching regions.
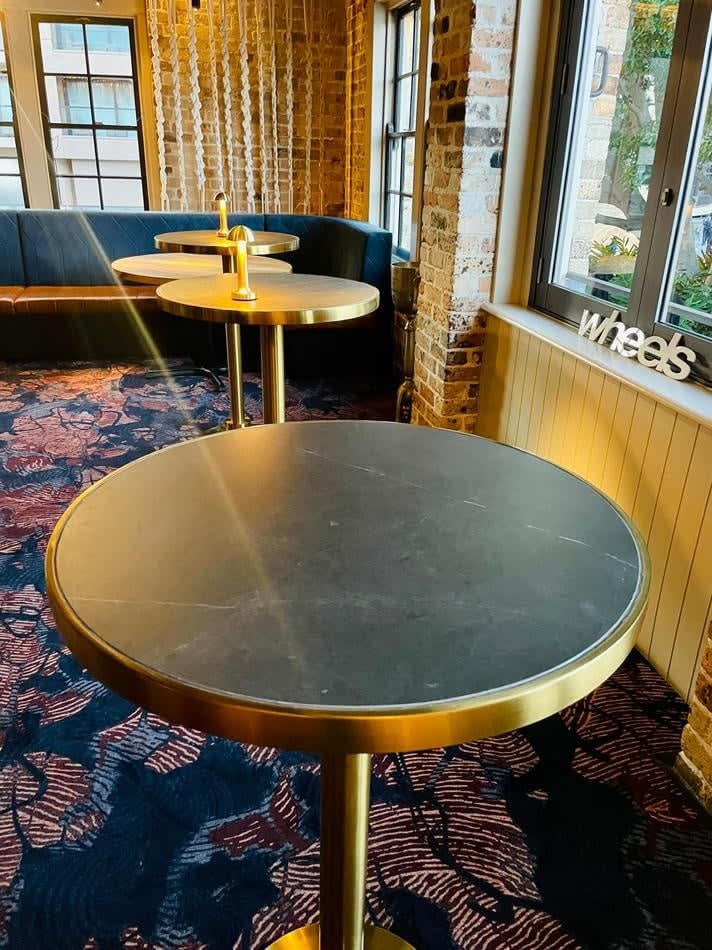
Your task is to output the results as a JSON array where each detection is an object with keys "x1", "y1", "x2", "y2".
[
  {"x1": 32, "y1": 14, "x2": 148, "y2": 212},
  {"x1": 532, "y1": 0, "x2": 712, "y2": 387},
  {"x1": 383, "y1": 0, "x2": 421, "y2": 259},
  {"x1": 0, "y1": 12, "x2": 28, "y2": 208}
]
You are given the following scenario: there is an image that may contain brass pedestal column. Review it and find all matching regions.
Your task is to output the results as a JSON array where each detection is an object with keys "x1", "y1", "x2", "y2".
[
  {"x1": 260, "y1": 325, "x2": 286, "y2": 424},
  {"x1": 222, "y1": 254, "x2": 248, "y2": 430},
  {"x1": 267, "y1": 752, "x2": 414, "y2": 949}
]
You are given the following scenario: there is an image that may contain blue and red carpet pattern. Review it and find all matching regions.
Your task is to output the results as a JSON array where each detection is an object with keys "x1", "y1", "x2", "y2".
[{"x1": 0, "y1": 360, "x2": 711, "y2": 949}]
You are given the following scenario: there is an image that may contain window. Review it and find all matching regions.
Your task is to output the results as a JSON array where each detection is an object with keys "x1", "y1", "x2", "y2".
[
  {"x1": 33, "y1": 17, "x2": 147, "y2": 210},
  {"x1": 533, "y1": 1, "x2": 712, "y2": 385},
  {"x1": 0, "y1": 14, "x2": 27, "y2": 208}
]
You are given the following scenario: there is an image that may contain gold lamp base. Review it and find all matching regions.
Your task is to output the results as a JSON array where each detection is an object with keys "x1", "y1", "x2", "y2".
[
  {"x1": 231, "y1": 288, "x2": 257, "y2": 301},
  {"x1": 265, "y1": 923, "x2": 415, "y2": 949}
]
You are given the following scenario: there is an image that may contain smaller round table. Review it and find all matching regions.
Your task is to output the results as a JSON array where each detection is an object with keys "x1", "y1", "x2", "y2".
[
  {"x1": 157, "y1": 273, "x2": 380, "y2": 424},
  {"x1": 112, "y1": 252, "x2": 292, "y2": 286},
  {"x1": 154, "y1": 229, "x2": 299, "y2": 258},
  {"x1": 154, "y1": 230, "x2": 300, "y2": 429}
]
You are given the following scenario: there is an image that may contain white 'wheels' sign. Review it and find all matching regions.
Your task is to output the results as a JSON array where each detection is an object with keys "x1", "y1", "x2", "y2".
[{"x1": 578, "y1": 310, "x2": 697, "y2": 381}]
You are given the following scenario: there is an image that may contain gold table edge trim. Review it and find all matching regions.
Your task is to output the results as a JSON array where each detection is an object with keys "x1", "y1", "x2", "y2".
[
  {"x1": 154, "y1": 233, "x2": 299, "y2": 255},
  {"x1": 265, "y1": 923, "x2": 415, "y2": 949},
  {"x1": 45, "y1": 423, "x2": 651, "y2": 756},
  {"x1": 155, "y1": 290, "x2": 380, "y2": 326}
]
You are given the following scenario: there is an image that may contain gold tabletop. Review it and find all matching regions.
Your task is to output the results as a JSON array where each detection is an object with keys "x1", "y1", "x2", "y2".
[
  {"x1": 112, "y1": 252, "x2": 292, "y2": 286},
  {"x1": 154, "y1": 229, "x2": 299, "y2": 256},
  {"x1": 156, "y1": 273, "x2": 380, "y2": 326}
]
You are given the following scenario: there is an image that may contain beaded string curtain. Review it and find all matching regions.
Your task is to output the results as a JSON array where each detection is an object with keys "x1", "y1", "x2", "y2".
[{"x1": 146, "y1": 0, "x2": 346, "y2": 215}]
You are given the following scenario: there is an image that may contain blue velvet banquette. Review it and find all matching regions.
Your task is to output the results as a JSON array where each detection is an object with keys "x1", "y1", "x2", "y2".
[{"x1": 0, "y1": 210, "x2": 393, "y2": 370}]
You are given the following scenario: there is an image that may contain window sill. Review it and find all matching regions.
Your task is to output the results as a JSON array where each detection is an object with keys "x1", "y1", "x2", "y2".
[{"x1": 483, "y1": 302, "x2": 712, "y2": 431}]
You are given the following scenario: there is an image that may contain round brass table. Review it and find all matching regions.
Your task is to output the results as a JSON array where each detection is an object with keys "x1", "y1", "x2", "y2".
[
  {"x1": 45, "y1": 421, "x2": 649, "y2": 950},
  {"x1": 154, "y1": 230, "x2": 300, "y2": 429},
  {"x1": 112, "y1": 252, "x2": 292, "y2": 285},
  {"x1": 157, "y1": 273, "x2": 380, "y2": 424}
]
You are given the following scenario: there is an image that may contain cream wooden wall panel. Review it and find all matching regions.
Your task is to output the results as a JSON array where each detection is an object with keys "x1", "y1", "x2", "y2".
[
  {"x1": 600, "y1": 387, "x2": 637, "y2": 502},
  {"x1": 476, "y1": 315, "x2": 712, "y2": 698},
  {"x1": 548, "y1": 353, "x2": 577, "y2": 465},
  {"x1": 615, "y1": 395, "x2": 656, "y2": 516},
  {"x1": 651, "y1": 428, "x2": 712, "y2": 689},
  {"x1": 637, "y1": 415, "x2": 699, "y2": 656},
  {"x1": 586, "y1": 377, "x2": 621, "y2": 487},
  {"x1": 535, "y1": 347, "x2": 563, "y2": 461},
  {"x1": 525, "y1": 345, "x2": 551, "y2": 453},
  {"x1": 505, "y1": 330, "x2": 531, "y2": 445},
  {"x1": 630, "y1": 404, "x2": 676, "y2": 540},
  {"x1": 573, "y1": 367, "x2": 604, "y2": 476},
  {"x1": 516, "y1": 338, "x2": 542, "y2": 447}
]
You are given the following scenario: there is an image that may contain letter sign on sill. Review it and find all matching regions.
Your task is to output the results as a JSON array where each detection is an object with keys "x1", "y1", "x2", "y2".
[{"x1": 578, "y1": 309, "x2": 697, "y2": 381}]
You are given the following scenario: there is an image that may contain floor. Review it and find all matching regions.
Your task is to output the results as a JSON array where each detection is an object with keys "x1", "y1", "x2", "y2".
[{"x1": 0, "y1": 361, "x2": 710, "y2": 949}]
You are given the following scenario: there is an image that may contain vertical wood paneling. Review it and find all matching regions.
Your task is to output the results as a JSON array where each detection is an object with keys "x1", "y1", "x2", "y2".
[
  {"x1": 651, "y1": 427, "x2": 712, "y2": 682},
  {"x1": 615, "y1": 394, "x2": 655, "y2": 516},
  {"x1": 477, "y1": 316, "x2": 712, "y2": 698},
  {"x1": 637, "y1": 415, "x2": 699, "y2": 657},
  {"x1": 536, "y1": 347, "x2": 563, "y2": 461}
]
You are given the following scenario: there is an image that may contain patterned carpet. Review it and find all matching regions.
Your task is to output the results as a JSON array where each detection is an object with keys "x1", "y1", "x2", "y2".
[{"x1": 0, "y1": 360, "x2": 711, "y2": 950}]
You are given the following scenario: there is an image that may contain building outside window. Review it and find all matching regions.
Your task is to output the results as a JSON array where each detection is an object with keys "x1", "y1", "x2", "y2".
[
  {"x1": 533, "y1": 0, "x2": 712, "y2": 384},
  {"x1": 33, "y1": 17, "x2": 147, "y2": 211},
  {"x1": 0, "y1": 14, "x2": 27, "y2": 208}
]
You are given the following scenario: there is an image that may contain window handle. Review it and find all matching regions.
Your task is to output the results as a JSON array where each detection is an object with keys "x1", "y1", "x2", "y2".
[{"x1": 661, "y1": 187, "x2": 675, "y2": 207}]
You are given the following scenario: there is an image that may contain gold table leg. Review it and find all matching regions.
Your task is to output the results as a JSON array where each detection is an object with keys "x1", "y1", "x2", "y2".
[
  {"x1": 222, "y1": 253, "x2": 248, "y2": 430},
  {"x1": 260, "y1": 325, "x2": 286, "y2": 424},
  {"x1": 266, "y1": 753, "x2": 415, "y2": 950}
]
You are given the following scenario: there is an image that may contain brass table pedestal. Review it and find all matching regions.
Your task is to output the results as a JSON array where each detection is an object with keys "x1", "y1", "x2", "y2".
[{"x1": 267, "y1": 752, "x2": 414, "y2": 950}]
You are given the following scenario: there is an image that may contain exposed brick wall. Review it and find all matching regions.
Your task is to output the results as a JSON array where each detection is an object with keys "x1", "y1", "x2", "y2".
[
  {"x1": 412, "y1": 0, "x2": 517, "y2": 431},
  {"x1": 677, "y1": 624, "x2": 712, "y2": 813},
  {"x1": 151, "y1": 0, "x2": 346, "y2": 215},
  {"x1": 345, "y1": 0, "x2": 371, "y2": 221}
]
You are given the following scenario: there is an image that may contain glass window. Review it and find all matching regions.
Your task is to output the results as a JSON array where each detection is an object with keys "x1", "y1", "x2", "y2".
[
  {"x1": 383, "y1": 2, "x2": 421, "y2": 257},
  {"x1": 34, "y1": 17, "x2": 146, "y2": 210},
  {"x1": 533, "y1": 0, "x2": 712, "y2": 383},
  {"x1": 0, "y1": 15, "x2": 27, "y2": 207}
]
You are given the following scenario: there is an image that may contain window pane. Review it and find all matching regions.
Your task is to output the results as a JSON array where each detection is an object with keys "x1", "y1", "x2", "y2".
[
  {"x1": 395, "y1": 76, "x2": 412, "y2": 132},
  {"x1": 0, "y1": 176, "x2": 24, "y2": 207},
  {"x1": 100, "y1": 177, "x2": 143, "y2": 209},
  {"x1": 552, "y1": 1, "x2": 679, "y2": 309},
  {"x1": 57, "y1": 176, "x2": 101, "y2": 209},
  {"x1": 0, "y1": 157, "x2": 19, "y2": 174},
  {"x1": 97, "y1": 130, "x2": 140, "y2": 175},
  {"x1": 400, "y1": 195, "x2": 413, "y2": 251},
  {"x1": 87, "y1": 24, "x2": 132, "y2": 76},
  {"x1": 45, "y1": 77, "x2": 90, "y2": 124},
  {"x1": 0, "y1": 76, "x2": 11, "y2": 122},
  {"x1": 48, "y1": 127, "x2": 96, "y2": 177},
  {"x1": 387, "y1": 193, "x2": 399, "y2": 243},
  {"x1": 398, "y1": 10, "x2": 415, "y2": 75},
  {"x1": 388, "y1": 137, "x2": 402, "y2": 192},
  {"x1": 403, "y1": 135, "x2": 415, "y2": 195},
  {"x1": 92, "y1": 78, "x2": 136, "y2": 126},
  {"x1": 38, "y1": 22, "x2": 88, "y2": 74},
  {"x1": 664, "y1": 66, "x2": 712, "y2": 340}
]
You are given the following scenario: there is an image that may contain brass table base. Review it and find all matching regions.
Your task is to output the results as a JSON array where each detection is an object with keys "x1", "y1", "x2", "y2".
[{"x1": 266, "y1": 923, "x2": 415, "y2": 949}]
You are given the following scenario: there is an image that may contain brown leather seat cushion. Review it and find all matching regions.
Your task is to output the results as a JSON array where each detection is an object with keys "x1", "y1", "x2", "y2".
[
  {"x1": 13, "y1": 285, "x2": 159, "y2": 317},
  {"x1": 0, "y1": 287, "x2": 24, "y2": 316}
]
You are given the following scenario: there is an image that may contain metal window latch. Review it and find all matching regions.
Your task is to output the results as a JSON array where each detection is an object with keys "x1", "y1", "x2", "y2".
[{"x1": 661, "y1": 187, "x2": 675, "y2": 207}]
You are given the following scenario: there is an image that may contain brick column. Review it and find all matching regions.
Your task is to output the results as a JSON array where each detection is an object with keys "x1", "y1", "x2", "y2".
[
  {"x1": 412, "y1": 0, "x2": 517, "y2": 431},
  {"x1": 345, "y1": 0, "x2": 370, "y2": 221},
  {"x1": 676, "y1": 624, "x2": 712, "y2": 813}
]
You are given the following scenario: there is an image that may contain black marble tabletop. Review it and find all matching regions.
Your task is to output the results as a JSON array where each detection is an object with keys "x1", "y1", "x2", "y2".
[{"x1": 49, "y1": 421, "x2": 646, "y2": 716}]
